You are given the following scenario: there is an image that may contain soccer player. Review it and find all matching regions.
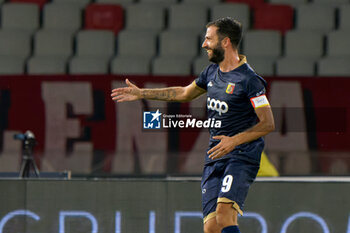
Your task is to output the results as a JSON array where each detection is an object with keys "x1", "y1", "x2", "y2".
[{"x1": 111, "y1": 17, "x2": 275, "y2": 233}]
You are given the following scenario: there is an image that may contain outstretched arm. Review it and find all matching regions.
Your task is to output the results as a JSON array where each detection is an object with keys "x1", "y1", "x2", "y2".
[{"x1": 111, "y1": 79, "x2": 206, "y2": 103}]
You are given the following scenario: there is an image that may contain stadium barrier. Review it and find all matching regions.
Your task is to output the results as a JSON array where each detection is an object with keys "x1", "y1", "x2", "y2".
[{"x1": 0, "y1": 177, "x2": 349, "y2": 233}]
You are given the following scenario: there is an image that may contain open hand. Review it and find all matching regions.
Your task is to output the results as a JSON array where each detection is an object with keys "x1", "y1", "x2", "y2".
[
  {"x1": 111, "y1": 79, "x2": 141, "y2": 102},
  {"x1": 208, "y1": 135, "x2": 237, "y2": 160}
]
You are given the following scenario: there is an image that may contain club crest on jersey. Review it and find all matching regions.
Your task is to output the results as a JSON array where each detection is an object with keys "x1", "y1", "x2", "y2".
[{"x1": 225, "y1": 82, "x2": 235, "y2": 94}]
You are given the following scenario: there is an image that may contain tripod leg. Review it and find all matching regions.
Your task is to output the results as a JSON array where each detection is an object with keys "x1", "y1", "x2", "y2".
[
  {"x1": 31, "y1": 159, "x2": 40, "y2": 177},
  {"x1": 19, "y1": 157, "x2": 40, "y2": 178},
  {"x1": 24, "y1": 162, "x2": 30, "y2": 177},
  {"x1": 19, "y1": 158, "x2": 28, "y2": 178}
]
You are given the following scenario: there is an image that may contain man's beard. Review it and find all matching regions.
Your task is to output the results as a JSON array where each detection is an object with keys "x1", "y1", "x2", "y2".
[{"x1": 208, "y1": 44, "x2": 225, "y2": 64}]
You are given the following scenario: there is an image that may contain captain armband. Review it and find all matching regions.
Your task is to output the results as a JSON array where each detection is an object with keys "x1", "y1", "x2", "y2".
[{"x1": 250, "y1": 94, "x2": 270, "y2": 109}]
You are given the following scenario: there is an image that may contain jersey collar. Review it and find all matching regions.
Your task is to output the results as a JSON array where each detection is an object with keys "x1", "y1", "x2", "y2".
[
  {"x1": 237, "y1": 55, "x2": 247, "y2": 68},
  {"x1": 218, "y1": 55, "x2": 247, "y2": 73}
]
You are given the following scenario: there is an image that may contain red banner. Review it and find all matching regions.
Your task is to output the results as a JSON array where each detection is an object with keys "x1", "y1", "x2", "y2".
[{"x1": 0, "y1": 75, "x2": 349, "y2": 175}]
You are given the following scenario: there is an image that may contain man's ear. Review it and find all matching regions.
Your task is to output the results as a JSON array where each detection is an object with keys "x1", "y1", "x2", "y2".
[{"x1": 221, "y1": 37, "x2": 230, "y2": 48}]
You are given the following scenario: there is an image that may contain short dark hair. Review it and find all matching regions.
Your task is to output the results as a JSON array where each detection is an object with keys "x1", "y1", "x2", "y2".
[{"x1": 206, "y1": 17, "x2": 242, "y2": 49}]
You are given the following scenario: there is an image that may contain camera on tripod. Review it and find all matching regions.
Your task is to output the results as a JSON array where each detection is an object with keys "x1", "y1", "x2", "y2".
[
  {"x1": 14, "y1": 130, "x2": 36, "y2": 144},
  {"x1": 14, "y1": 130, "x2": 40, "y2": 178}
]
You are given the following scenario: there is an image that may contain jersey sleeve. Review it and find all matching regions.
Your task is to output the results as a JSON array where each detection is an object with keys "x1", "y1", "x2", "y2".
[
  {"x1": 246, "y1": 76, "x2": 270, "y2": 109},
  {"x1": 194, "y1": 66, "x2": 210, "y2": 91}
]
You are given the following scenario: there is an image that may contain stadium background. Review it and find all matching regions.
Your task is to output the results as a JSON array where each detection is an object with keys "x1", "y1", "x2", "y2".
[{"x1": 0, "y1": 0, "x2": 350, "y2": 232}]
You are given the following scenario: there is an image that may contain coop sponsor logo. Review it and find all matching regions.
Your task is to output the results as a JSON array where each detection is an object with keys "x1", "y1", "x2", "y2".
[{"x1": 207, "y1": 97, "x2": 228, "y2": 116}]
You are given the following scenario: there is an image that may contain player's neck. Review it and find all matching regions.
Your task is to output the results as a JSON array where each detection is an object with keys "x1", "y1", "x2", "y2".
[{"x1": 219, "y1": 51, "x2": 240, "y2": 73}]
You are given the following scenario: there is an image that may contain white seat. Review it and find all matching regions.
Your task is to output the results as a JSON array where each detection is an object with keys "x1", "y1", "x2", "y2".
[
  {"x1": 139, "y1": 0, "x2": 177, "y2": 7},
  {"x1": 28, "y1": 30, "x2": 73, "y2": 75},
  {"x1": 0, "y1": 57, "x2": 25, "y2": 74},
  {"x1": 339, "y1": 5, "x2": 350, "y2": 30},
  {"x1": 154, "y1": 29, "x2": 198, "y2": 75},
  {"x1": 27, "y1": 57, "x2": 67, "y2": 74},
  {"x1": 327, "y1": 31, "x2": 350, "y2": 57},
  {"x1": 33, "y1": 30, "x2": 73, "y2": 59},
  {"x1": 70, "y1": 30, "x2": 114, "y2": 74},
  {"x1": 112, "y1": 30, "x2": 156, "y2": 75},
  {"x1": 43, "y1": 3, "x2": 82, "y2": 35},
  {"x1": 159, "y1": 30, "x2": 199, "y2": 59},
  {"x1": 125, "y1": 4, "x2": 165, "y2": 32},
  {"x1": 76, "y1": 30, "x2": 115, "y2": 59},
  {"x1": 296, "y1": 5, "x2": 335, "y2": 33},
  {"x1": 0, "y1": 29, "x2": 31, "y2": 75},
  {"x1": 183, "y1": 0, "x2": 221, "y2": 6},
  {"x1": 211, "y1": 3, "x2": 250, "y2": 30},
  {"x1": 243, "y1": 30, "x2": 281, "y2": 58},
  {"x1": 117, "y1": 30, "x2": 157, "y2": 58},
  {"x1": 152, "y1": 57, "x2": 192, "y2": 76},
  {"x1": 312, "y1": 0, "x2": 349, "y2": 7},
  {"x1": 52, "y1": 0, "x2": 91, "y2": 8},
  {"x1": 318, "y1": 57, "x2": 350, "y2": 76},
  {"x1": 69, "y1": 57, "x2": 109, "y2": 74},
  {"x1": 0, "y1": 30, "x2": 31, "y2": 59},
  {"x1": 168, "y1": 4, "x2": 208, "y2": 33},
  {"x1": 284, "y1": 30, "x2": 324, "y2": 59},
  {"x1": 95, "y1": 0, "x2": 135, "y2": 7},
  {"x1": 276, "y1": 58, "x2": 315, "y2": 76},
  {"x1": 246, "y1": 57, "x2": 275, "y2": 76},
  {"x1": 111, "y1": 56, "x2": 151, "y2": 75},
  {"x1": 268, "y1": 0, "x2": 307, "y2": 7},
  {"x1": 1, "y1": 3, "x2": 39, "y2": 34}
]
